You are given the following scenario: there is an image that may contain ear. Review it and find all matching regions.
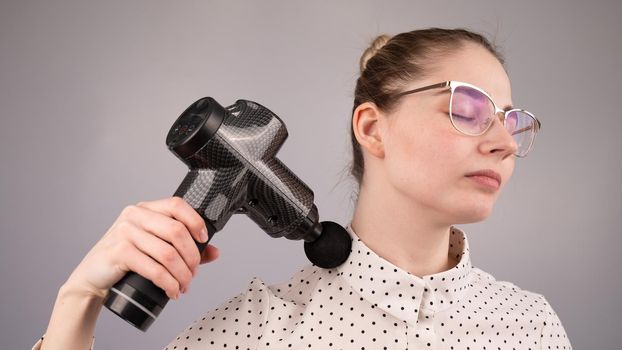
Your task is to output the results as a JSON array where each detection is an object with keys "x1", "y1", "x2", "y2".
[{"x1": 352, "y1": 101, "x2": 386, "y2": 159}]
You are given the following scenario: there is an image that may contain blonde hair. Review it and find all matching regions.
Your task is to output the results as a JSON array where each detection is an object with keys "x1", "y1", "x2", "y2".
[{"x1": 359, "y1": 34, "x2": 392, "y2": 74}]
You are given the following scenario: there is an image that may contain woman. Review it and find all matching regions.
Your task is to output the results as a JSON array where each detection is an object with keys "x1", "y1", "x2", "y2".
[{"x1": 35, "y1": 28, "x2": 572, "y2": 349}]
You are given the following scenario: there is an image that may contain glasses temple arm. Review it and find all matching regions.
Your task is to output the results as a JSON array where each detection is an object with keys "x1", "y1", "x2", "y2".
[
  {"x1": 392, "y1": 81, "x2": 450, "y2": 99},
  {"x1": 510, "y1": 126, "x2": 534, "y2": 136}
]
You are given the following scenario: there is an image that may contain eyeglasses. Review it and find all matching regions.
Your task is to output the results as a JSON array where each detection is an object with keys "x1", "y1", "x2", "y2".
[{"x1": 392, "y1": 81, "x2": 541, "y2": 157}]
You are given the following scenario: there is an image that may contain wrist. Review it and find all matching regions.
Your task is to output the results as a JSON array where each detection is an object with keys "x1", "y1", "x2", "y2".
[
  {"x1": 58, "y1": 280, "x2": 108, "y2": 304},
  {"x1": 42, "y1": 280, "x2": 104, "y2": 349}
]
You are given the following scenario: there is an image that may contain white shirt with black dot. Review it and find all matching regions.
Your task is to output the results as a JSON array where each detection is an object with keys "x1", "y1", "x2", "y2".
[
  {"x1": 164, "y1": 225, "x2": 572, "y2": 349},
  {"x1": 30, "y1": 225, "x2": 571, "y2": 349}
]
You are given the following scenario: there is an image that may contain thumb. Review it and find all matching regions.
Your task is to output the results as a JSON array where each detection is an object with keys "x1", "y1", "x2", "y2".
[{"x1": 200, "y1": 244, "x2": 220, "y2": 264}]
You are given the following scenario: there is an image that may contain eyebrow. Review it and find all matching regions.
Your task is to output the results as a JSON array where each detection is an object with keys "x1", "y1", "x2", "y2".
[{"x1": 502, "y1": 105, "x2": 514, "y2": 111}]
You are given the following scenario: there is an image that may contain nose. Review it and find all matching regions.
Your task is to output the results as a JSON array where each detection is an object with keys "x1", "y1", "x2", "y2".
[{"x1": 478, "y1": 113, "x2": 518, "y2": 158}]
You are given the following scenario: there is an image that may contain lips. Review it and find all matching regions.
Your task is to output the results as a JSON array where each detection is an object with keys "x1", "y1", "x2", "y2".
[{"x1": 465, "y1": 169, "x2": 502, "y2": 189}]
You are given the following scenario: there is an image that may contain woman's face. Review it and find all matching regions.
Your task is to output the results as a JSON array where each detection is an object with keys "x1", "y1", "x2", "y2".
[{"x1": 380, "y1": 43, "x2": 517, "y2": 225}]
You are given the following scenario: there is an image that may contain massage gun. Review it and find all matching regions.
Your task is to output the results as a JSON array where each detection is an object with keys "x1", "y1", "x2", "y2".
[{"x1": 103, "y1": 97, "x2": 352, "y2": 331}]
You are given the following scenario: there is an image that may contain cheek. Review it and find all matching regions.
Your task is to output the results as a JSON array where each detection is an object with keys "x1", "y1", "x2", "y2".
[
  {"x1": 381, "y1": 112, "x2": 513, "y2": 224},
  {"x1": 384, "y1": 120, "x2": 467, "y2": 193},
  {"x1": 503, "y1": 159, "x2": 515, "y2": 183}
]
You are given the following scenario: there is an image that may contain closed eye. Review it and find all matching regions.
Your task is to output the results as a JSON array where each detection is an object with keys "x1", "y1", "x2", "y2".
[{"x1": 452, "y1": 113, "x2": 475, "y2": 122}]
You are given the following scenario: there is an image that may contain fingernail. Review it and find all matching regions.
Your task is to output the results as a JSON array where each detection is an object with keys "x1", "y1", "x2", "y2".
[{"x1": 200, "y1": 227, "x2": 209, "y2": 242}]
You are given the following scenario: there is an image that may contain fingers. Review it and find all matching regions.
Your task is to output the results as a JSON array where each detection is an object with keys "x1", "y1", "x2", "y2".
[
  {"x1": 108, "y1": 197, "x2": 219, "y2": 298},
  {"x1": 122, "y1": 221, "x2": 194, "y2": 293},
  {"x1": 115, "y1": 237, "x2": 182, "y2": 299},
  {"x1": 119, "y1": 203, "x2": 201, "y2": 275},
  {"x1": 136, "y1": 197, "x2": 208, "y2": 243}
]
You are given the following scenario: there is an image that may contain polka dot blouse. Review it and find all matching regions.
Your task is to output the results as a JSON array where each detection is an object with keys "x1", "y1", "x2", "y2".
[
  {"x1": 164, "y1": 225, "x2": 572, "y2": 349},
  {"x1": 31, "y1": 225, "x2": 571, "y2": 350}
]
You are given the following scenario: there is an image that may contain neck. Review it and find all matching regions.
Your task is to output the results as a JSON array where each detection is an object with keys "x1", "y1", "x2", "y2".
[{"x1": 350, "y1": 179, "x2": 458, "y2": 278}]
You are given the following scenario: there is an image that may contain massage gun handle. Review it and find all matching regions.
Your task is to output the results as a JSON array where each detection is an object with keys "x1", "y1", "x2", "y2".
[{"x1": 103, "y1": 223, "x2": 215, "y2": 331}]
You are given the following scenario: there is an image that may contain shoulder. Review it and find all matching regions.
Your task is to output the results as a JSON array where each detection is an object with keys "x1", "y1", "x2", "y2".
[
  {"x1": 164, "y1": 277, "x2": 271, "y2": 349},
  {"x1": 470, "y1": 266, "x2": 551, "y2": 309},
  {"x1": 266, "y1": 264, "x2": 330, "y2": 300},
  {"x1": 469, "y1": 267, "x2": 572, "y2": 348},
  {"x1": 164, "y1": 265, "x2": 331, "y2": 349}
]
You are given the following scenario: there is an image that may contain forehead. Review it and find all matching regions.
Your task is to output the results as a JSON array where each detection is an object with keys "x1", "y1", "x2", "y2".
[{"x1": 424, "y1": 43, "x2": 513, "y2": 107}]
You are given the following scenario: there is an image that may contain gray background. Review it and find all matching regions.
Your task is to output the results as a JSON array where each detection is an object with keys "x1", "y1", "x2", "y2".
[{"x1": 1, "y1": 0, "x2": 620, "y2": 349}]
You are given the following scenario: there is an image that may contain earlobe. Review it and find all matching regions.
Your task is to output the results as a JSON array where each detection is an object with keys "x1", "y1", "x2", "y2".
[{"x1": 352, "y1": 102, "x2": 386, "y2": 159}]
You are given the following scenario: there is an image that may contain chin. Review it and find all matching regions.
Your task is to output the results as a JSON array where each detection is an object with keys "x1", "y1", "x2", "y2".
[{"x1": 452, "y1": 202, "x2": 495, "y2": 224}]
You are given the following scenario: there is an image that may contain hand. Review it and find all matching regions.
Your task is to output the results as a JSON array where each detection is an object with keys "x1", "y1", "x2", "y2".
[{"x1": 64, "y1": 197, "x2": 219, "y2": 301}]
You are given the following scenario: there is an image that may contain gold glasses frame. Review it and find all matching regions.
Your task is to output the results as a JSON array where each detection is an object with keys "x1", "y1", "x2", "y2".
[{"x1": 392, "y1": 80, "x2": 541, "y2": 157}]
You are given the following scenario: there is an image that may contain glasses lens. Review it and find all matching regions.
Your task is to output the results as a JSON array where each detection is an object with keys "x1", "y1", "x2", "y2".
[
  {"x1": 506, "y1": 110, "x2": 536, "y2": 157},
  {"x1": 450, "y1": 85, "x2": 495, "y2": 135}
]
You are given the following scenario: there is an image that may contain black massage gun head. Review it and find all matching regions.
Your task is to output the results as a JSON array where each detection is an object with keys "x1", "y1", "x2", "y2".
[{"x1": 304, "y1": 221, "x2": 352, "y2": 268}]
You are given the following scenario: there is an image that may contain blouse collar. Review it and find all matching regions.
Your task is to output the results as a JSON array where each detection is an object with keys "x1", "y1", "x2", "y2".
[{"x1": 336, "y1": 224, "x2": 473, "y2": 325}]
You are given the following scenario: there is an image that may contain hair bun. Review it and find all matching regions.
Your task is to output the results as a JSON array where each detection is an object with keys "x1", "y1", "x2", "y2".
[{"x1": 359, "y1": 34, "x2": 392, "y2": 74}]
